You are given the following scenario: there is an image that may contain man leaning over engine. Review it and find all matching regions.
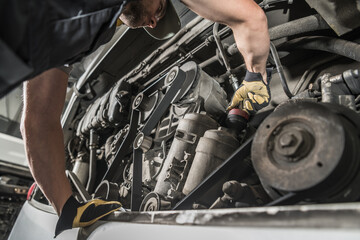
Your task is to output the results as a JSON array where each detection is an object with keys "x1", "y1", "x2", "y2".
[{"x1": 0, "y1": 0, "x2": 270, "y2": 237}]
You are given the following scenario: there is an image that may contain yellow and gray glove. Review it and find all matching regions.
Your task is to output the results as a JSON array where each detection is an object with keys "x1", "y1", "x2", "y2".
[
  {"x1": 55, "y1": 196, "x2": 121, "y2": 237},
  {"x1": 227, "y1": 68, "x2": 272, "y2": 115}
]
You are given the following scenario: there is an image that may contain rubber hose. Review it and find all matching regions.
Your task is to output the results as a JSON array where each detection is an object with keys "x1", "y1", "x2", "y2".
[
  {"x1": 279, "y1": 36, "x2": 360, "y2": 62},
  {"x1": 227, "y1": 14, "x2": 330, "y2": 56},
  {"x1": 269, "y1": 14, "x2": 329, "y2": 41}
]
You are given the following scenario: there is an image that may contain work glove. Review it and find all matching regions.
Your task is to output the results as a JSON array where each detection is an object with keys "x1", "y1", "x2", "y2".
[
  {"x1": 55, "y1": 196, "x2": 121, "y2": 238},
  {"x1": 227, "y1": 68, "x2": 272, "y2": 115}
]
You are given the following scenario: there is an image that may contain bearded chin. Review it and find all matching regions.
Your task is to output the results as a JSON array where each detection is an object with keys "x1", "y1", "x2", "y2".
[{"x1": 120, "y1": 2, "x2": 146, "y2": 28}]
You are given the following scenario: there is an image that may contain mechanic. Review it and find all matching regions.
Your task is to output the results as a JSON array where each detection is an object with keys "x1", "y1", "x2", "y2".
[{"x1": 0, "y1": 0, "x2": 270, "y2": 237}]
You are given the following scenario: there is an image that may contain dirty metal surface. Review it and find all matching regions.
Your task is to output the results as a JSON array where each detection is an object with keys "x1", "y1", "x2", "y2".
[
  {"x1": 105, "y1": 202, "x2": 360, "y2": 229},
  {"x1": 305, "y1": 0, "x2": 360, "y2": 35},
  {"x1": 252, "y1": 102, "x2": 345, "y2": 192}
]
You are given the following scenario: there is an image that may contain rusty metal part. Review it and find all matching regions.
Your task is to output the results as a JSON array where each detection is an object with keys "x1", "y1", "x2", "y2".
[{"x1": 252, "y1": 102, "x2": 360, "y2": 202}]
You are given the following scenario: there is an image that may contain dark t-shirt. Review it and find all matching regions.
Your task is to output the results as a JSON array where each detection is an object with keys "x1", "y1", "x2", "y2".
[{"x1": 0, "y1": 0, "x2": 128, "y2": 97}]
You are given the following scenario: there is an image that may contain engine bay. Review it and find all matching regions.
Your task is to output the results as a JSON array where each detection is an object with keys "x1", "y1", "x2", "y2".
[{"x1": 32, "y1": 0, "x2": 360, "y2": 214}]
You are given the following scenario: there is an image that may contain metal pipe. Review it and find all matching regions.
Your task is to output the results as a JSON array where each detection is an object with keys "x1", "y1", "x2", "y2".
[
  {"x1": 199, "y1": 55, "x2": 218, "y2": 69},
  {"x1": 270, "y1": 42, "x2": 293, "y2": 98},
  {"x1": 86, "y1": 129, "x2": 99, "y2": 193},
  {"x1": 213, "y1": 23, "x2": 232, "y2": 73},
  {"x1": 213, "y1": 23, "x2": 239, "y2": 90}
]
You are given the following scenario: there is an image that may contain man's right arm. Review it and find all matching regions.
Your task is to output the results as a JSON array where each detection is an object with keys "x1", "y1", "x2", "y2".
[
  {"x1": 181, "y1": 0, "x2": 270, "y2": 113},
  {"x1": 21, "y1": 68, "x2": 73, "y2": 215},
  {"x1": 181, "y1": 0, "x2": 269, "y2": 80}
]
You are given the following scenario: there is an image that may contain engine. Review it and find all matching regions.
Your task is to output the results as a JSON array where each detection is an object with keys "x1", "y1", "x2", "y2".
[{"x1": 61, "y1": 0, "x2": 360, "y2": 212}]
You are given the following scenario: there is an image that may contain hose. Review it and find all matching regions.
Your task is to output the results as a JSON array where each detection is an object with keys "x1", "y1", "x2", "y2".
[
  {"x1": 269, "y1": 14, "x2": 329, "y2": 41},
  {"x1": 279, "y1": 36, "x2": 360, "y2": 62},
  {"x1": 227, "y1": 14, "x2": 330, "y2": 56}
]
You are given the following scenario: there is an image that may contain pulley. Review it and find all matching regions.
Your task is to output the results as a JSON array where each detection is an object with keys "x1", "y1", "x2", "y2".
[{"x1": 252, "y1": 102, "x2": 360, "y2": 202}]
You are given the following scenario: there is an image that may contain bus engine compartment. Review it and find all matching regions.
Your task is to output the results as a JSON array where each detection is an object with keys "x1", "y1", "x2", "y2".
[{"x1": 30, "y1": 0, "x2": 360, "y2": 219}]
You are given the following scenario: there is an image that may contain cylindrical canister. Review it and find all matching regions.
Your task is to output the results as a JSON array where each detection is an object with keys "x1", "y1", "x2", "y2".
[
  {"x1": 183, "y1": 128, "x2": 240, "y2": 195},
  {"x1": 154, "y1": 113, "x2": 218, "y2": 197}
]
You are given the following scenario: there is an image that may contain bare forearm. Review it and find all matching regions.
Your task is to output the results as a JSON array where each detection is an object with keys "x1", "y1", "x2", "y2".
[
  {"x1": 182, "y1": 0, "x2": 269, "y2": 81},
  {"x1": 22, "y1": 118, "x2": 66, "y2": 183},
  {"x1": 232, "y1": 12, "x2": 269, "y2": 81},
  {"x1": 21, "y1": 68, "x2": 72, "y2": 215},
  {"x1": 21, "y1": 118, "x2": 69, "y2": 205}
]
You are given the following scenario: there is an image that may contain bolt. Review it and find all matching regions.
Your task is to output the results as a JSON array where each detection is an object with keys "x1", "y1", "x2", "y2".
[
  {"x1": 137, "y1": 135, "x2": 144, "y2": 147},
  {"x1": 274, "y1": 128, "x2": 307, "y2": 160},
  {"x1": 134, "y1": 133, "x2": 145, "y2": 150},
  {"x1": 167, "y1": 70, "x2": 177, "y2": 83},
  {"x1": 279, "y1": 132, "x2": 296, "y2": 148},
  {"x1": 134, "y1": 95, "x2": 142, "y2": 107}
]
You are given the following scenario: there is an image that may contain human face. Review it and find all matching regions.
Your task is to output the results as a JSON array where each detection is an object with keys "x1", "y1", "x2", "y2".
[{"x1": 120, "y1": 0, "x2": 167, "y2": 29}]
